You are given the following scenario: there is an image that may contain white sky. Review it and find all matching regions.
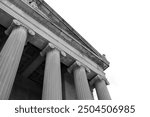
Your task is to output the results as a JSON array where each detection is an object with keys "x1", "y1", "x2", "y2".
[{"x1": 44, "y1": 0, "x2": 150, "y2": 100}]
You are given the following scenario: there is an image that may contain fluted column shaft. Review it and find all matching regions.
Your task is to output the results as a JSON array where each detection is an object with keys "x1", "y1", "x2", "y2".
[
  {"x1": 42, "y1": 49, "x2": 62, "y2": 100},
  {"x1": 95, "y1": 79, "x2": 111, "y2": 100},
  {"x1": 0, "y1": 26, "x2": 27, "y2": 100},
  {"x1": 73, "y1": 66, "x2": 93, "y2": 100}
]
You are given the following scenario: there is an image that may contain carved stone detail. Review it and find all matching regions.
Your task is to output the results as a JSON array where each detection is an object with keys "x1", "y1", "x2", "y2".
[
  {"x1": 90, "y1": 75, "x2": 110, "y2": 87},
  {"x1": 40, "y1": 43, "x2": 66, "y2": 57},
  {"x1": 67, "y1": 61, "x2": 91, "y2": 74},
  {"x1": 90, "y1": 75, "x2": 111, "y2": 100},
  {"x1": 5, "y1": 19, "x2": 35, "y2": 36}
]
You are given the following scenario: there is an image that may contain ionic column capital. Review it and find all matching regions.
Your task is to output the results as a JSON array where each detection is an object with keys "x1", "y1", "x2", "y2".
[
  {"x1": 40, "y1": 43, "x2": 66, "y2": 57},
  {"x1": 90, "y1": 74, "x2": 110, "y2": 87},
  {"x1": 5, "y1": 19, "x2": 35, "y2": 36},
  {"x1": 67, "y1": 61, "x2": 91, "y2": 74},
  {"x1": 67, "y1": 61, "x2": 81, "y2": 73}
]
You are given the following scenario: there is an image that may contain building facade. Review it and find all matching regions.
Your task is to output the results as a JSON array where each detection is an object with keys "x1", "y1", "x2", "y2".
[{"x1": 0, "y1": 0, "x2": 111, "y2": 100}]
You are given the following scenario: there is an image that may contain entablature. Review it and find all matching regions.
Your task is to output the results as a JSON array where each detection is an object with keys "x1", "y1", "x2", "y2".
[
  {"x1": 0, "y1": 0, "x2": 109, "y2": 80},
  {"x1": 18, "y1": 0, "x2": 110, "y2": 70}
]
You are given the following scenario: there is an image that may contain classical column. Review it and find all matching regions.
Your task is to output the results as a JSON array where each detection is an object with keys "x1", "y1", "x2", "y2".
[
  {"x1": 91, "y1": 75, "x2": 111, "y2": 100},
  {"x1": 68, "y1": 61, "x2": 93, "y2": 100},
  {"x1": 42, "y1": 44, "x2": 62, "y2": 100},
  {"x1": 0, "y1": 20, "x2": 28, "y2": 100}
]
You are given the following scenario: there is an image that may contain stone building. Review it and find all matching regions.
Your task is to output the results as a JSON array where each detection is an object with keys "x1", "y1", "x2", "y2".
[{"x1": 0, "y1": 0, "x2": 111, "y2": 100}]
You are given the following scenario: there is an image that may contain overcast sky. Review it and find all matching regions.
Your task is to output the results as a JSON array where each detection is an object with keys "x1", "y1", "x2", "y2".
[{"x1": 44, "y1": 0, "x2": 150, "y2": 100}]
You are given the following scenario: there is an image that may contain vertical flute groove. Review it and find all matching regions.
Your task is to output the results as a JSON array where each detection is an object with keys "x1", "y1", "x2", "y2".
[
  {"x1": 74, "y1": 66, "x2": 93, "y2": 100},
  {"x1": 95, "y1": 80, "x2": 111, "y2": 100},
  {"x1": 0, "y1": 26, "x2": 27, "y2": 100},
  {"x1": 42, "y1": 49, "x2": 62, "y2": 100}
]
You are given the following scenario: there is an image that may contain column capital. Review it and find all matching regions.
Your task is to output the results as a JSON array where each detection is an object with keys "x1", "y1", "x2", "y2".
[
  {"x1": 5, "y1": 19, "x2": 35, "y2": 36},
  {"x1": 90, "y1": 74, "x2": 110, "y2": 87},
  {"x1": 40, "y1": 43, "x2": 66, "y2": 57},
  {"x1": 60, "y1": 50, "x2": 67, "y2": 58},
  {"x1": 67, "y1": 61, "x2": 81, "y2": 73},
  {"x1": 67, "y1": 61, "x2": 91, "y2": 74}
]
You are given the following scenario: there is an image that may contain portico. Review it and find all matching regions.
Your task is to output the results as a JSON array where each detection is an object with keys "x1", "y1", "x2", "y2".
[{"x1": 0, "y1": 0, "x2": 111, "y2": 100}]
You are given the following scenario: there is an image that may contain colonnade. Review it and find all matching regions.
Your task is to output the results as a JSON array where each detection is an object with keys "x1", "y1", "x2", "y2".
[{"x1": 0, "y1": 19, "x2": 111, "y2": 100}]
